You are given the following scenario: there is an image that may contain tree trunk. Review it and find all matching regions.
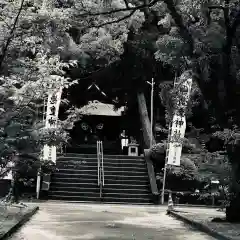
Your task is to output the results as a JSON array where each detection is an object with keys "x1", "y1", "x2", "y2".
[
  {"x1": 11, "y1": 171, "x2": 20, "y2": 203},
  {"x1": 226, "y1": 140, "x2": 240, "y2": 222},
  {"x1": 137, "y1": 91, "x2": 156, "y2": 148},
  {"x1": 0, "y1": 0, "x2": 25, "y2": 71}
]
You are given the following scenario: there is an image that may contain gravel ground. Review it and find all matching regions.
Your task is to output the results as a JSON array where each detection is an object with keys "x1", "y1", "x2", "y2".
[{"x1": 8, "y1": 202, "x2": 217, "y2": 240}]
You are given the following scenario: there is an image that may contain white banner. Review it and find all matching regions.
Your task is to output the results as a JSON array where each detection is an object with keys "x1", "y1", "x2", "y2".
[
  {"x1": 43, "y1": 88, "x2": 62, "y2": 163},
  {"x1": 45, "y1": 87, "x2": 62, "y2": 129},
  {"x1": 167, "y1": 77, "x2": 192, "y2": 166},
  {"x1": 167, "y1": 115, "x2": 186, "y2": 166},
  {"x1": 43, "y1": 145, "x2": 57, "y2": 163}
]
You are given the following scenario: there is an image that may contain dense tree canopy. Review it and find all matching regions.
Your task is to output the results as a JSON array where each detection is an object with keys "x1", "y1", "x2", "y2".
[{"x1": 1, "y1": 0, "x2": 240, "y2": 220}]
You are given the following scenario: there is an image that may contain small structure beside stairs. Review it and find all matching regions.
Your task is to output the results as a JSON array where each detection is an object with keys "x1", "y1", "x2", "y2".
[
  {"x1": 128, "y1": 137, "x2": 139, "y2": 157},
  {"x1": 128, "y1": 142, "x2": 139, "y2": 157}
]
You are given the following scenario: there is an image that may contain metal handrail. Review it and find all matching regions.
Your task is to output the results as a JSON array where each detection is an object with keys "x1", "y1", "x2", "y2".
[
  {"x1": 97, "y1": 141, "x2": 100, "y2": 185},
  {"x1": 97, "y1": 141, "x2": 104, "y2": 198},
  {"x1": 100, "y1": 141, "x2": 104, "y2": 186}
]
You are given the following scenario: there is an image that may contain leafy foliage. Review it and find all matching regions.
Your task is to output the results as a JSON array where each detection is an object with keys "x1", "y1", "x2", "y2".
[
  {"x1": 0, "y1": 0, "x2": 239, "y2": 214},
  {"x1": 0, "y1": 0, "x2": 146, "y2": 182},
  {"x1": 198, "y1": 152, "x2": 231, "y2": 184}
]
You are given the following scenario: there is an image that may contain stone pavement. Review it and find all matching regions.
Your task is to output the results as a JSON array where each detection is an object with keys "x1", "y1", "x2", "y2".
[
  {"x1": 0, "y1": 203, "x2": 38, "y2": 239},
  {"x1": 173, "y1": 206, "x2": 225, "y2": 216},
  {"x1": 170, "y1": 206, "x2": 240, "y2": 240},
  {"x1": 8, "y1": 202, "x2": 217, "y2": 240}
]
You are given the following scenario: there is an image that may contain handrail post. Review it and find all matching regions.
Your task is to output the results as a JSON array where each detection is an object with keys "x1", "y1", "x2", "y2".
[
  {"x1": 97, "y1": 141, "x2": 104, "y2": 199},
  {"x1": 97, "y1": 141, "x2": 100, "y2": 186},
  {"x1": 101, "y1": 141, "x2": 104, "y2": 186}
]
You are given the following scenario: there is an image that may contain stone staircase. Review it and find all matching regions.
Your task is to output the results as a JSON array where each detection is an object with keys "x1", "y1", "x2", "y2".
[{"x1": 48, "y1": 154, "x2": 153, "y2": 204}]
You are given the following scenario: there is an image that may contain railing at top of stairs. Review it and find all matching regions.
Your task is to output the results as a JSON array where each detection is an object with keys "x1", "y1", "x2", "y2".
[{"x1": 97, "y1": 141, "x2": 104, "y2": 199}]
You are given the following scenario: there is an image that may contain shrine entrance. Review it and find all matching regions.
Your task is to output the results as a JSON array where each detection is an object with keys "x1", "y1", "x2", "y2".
[{"x1": 66, "y1": 101, "x2": 126, "y2": 155}]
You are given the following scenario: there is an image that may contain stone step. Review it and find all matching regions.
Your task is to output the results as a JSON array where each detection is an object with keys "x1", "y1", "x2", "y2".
[
  {"x1": 53, "y1": 172, "x2": 98, "y2": 178},
  {"x1": 50, "y1": 186, "x2": 150, "y2": 194},
  {"x1": 57, "y1": 157, "x2": 98, "y2": 163},
  {"x1": 48, "y1": 194, "x2": 152, "y2": 204},
  {"x1": 103, "y1": 188, "x2": 150, "y2": 194},
  {"x1": 104, "y1": 183, "x2": 150, "y2": 190},
  {"x1": 55, "y1": 169, "x2": 147, "y2": 176},
  {"x1": 56, "y1": 162, "x2": 146, "y2": 169},
  {"x1": 50, "y1": 186, "x2": 99, "y2": 192},
  {"x1": 50, "y1": 181, "x2": 98, "y2": 187},
  {"x1": 102, "y1": 196, "x2": 152, "y2": 204},
  {"x1": 51, "y1": 176, "x2": 98, "y2": 183},
  {"x1": 56, "y1": 157, "x2": 145, "y2": 165},
  {"x1": 53, "y1": 172, "x2": 148, "y2": 179},
  {"x1": 103, "y1": 161, "x2": 146, "y2": 167},
  {"x1": 65, "y1": 146, "x2": 121, "y2": 155},
  {"x1": 48, "y1": 191, "x2": 100, "y2": 198},
  {"x1": 49, "y1": 190, "x2": 150, "y2": 199},
  {"x1": 51, "y1": 182, "x2": 149, "y2": 190},
  {"x1": 106, "y1": 169, "x2": 148, "y2": 174},
  {"x1": 59, "y1": 154, "x2": 143, "y2": 160},
  {"x1": 50, "y1": 187, "x2": 100, "y2": 193},
  {"x1": 48, "y1": 194, "x2": 100, "y2": 201},
  {"x1": 103, "y1": 192, "x2": 151, "y2": 198},
  {"x1": 104, "y1": 179, "x2": 149, "y2": 186},
  {"x1": 104, "y1": 174, "x2": 148, "y2": 180},
  {"x1": 49, "y1": 153, "x2": 152, "y2": 204},
  {"x1": 51, "y1": 177, "x2": 149, "y2": 185},
  {"x1": 55, "y1": 169, "x2": 98, "y2": 174},
  {"x1": 56, "y1": 161, "x2": 97, "y2": 168}
]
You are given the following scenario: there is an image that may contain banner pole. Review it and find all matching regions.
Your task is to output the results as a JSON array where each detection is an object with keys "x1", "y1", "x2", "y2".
[
  {"x1": 161, "y1": 121, "x2": 172, "y2": 204},
  {"x1": 161, "y1": 73, "x2": 178, "y2": 204},
  {"x1": 150, "y1": 78, "x2": 154, "y2": 147},
  {"x1": 161, "y1": 163, "x2": 167, "y2": 204}
]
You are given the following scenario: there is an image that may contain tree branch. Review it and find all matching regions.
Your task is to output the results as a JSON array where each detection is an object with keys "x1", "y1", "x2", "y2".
[
  {"x1": 78, "y1": 0, "x2": 160, "y2": 17},
  {"x1": 162, "y1": 0, "x2": 194, "y2": 56},
  {"x1": 123, "y1": 0, "x2": 130, "y2": 9},
  {"x1": 208, "y1": 5, "x2": 225, "y2": 10},
  {"x1": 0, "y1": 0, "x2": 25, "y2": 71},
  {"x1": 94, "y1": 10, "x2": 137, "y2": 28}
]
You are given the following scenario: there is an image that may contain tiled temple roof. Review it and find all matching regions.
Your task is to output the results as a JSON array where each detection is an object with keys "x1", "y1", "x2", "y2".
[{"x1": 78, "y1": 100, "x2": 125, "y2": 116}]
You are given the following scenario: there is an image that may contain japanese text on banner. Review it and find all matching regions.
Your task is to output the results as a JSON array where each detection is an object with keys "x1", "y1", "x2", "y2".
[
  {"x1": 166, "y1": 78, "x2": 192, "y2": 166},
  {"x1": 43, "y1": 88, "x2": 62, "y2": 163}
]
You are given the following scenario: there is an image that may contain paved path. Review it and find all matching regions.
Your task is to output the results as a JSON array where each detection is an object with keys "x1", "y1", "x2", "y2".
[{"x1": 9, "y1": 202, "x2": 217, "y2": 240}]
